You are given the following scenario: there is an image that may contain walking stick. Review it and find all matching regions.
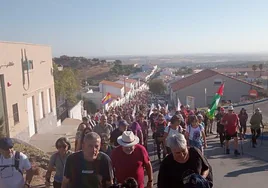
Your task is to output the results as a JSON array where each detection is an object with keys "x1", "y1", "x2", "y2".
[
  {"x1": 240, "y1": 137, "x2": 244, "y2": 155},
  {"x1": 261, "y1": 126, "x2": 264, "y2": 146}
]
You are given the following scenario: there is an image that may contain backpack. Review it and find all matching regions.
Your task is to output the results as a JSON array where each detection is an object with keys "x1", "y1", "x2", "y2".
[
  {"x1": 167, "y1": 125, "x2": 183, "y2": 135},
  {"x1": 0, "y1": 151, "x2": 23, "y2": 176},
  {"x1": 183, "y1": 173, "x2": 211, "y2": 188},
  {"x1": 182, "y1": 149, "x2": 213, "y2": 188},
  {"x1": 71, "y1": 151, "x2": 102, "y2": 187}
]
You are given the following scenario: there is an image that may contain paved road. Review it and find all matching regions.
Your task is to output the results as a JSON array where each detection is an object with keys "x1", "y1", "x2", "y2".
[
  {"x1": 146, "y1": 133, "x2": 268, "y2": 188},
  {"x1": 146, "y1": 100, "x2": 268, "y2": 188}
]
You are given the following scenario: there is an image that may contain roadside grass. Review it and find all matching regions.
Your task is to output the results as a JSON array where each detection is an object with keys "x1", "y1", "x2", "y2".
[{"x1": 13, "y1": 142, "x2": 54, "y2": 188}]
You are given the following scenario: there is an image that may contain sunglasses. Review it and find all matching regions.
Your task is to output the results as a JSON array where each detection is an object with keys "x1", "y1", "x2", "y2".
[{"x1": 57, "y1": 145, "x2": 67, "y2": 149}]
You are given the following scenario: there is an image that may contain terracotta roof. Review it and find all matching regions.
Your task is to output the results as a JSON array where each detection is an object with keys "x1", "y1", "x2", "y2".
[
  {"x1": 171, "y1": 69, "x2": 218, "y2": 91},
  {"x1": 125, "y1": 78, "x2": 137, "y2": 83},
  {"x1": 100, "y1": 80, "x2": 123, "y2": 89},
  {"x1": 171, "y1": 69, "x2": 264, "y2": 92},
  {"x1": 214, "y1": 68, "x2": 254, "y2": 73}
]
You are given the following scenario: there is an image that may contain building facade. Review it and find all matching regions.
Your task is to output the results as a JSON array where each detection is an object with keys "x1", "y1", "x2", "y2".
[
  {"x1": 0, "y1": 42, "x2": 57, "y2": 141},
  {"x1": 170, "y1": 69, "x2": 264, "y2": 108}
]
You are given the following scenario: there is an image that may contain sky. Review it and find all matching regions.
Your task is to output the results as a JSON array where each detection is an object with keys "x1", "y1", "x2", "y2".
[{"x1": 1, "y1": 0, "x2": 268, "y2": 57}]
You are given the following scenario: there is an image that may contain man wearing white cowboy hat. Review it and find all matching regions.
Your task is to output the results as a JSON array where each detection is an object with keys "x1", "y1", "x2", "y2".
[{"x1": 111, "y1": 131, "x2": 153, "y2": 188}]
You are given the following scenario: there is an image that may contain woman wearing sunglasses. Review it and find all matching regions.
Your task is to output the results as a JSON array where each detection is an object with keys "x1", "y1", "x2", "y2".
[{"x1": 45, "y1": 137, "x2": 73, "y2": 188}]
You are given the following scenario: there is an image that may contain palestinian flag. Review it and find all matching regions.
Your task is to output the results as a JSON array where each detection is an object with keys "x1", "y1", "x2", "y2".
[{"x1": 208, "y1": 84, "x2": 224, "y2": 118}]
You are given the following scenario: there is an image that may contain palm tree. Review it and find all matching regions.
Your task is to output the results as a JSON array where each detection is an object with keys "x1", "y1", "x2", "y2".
[
  {"x1": 259, "y1": 64, "x2": 263, "y2": 77},
  {"x1": 252, "y1": 64, "x2": 258, "y2": 76}
]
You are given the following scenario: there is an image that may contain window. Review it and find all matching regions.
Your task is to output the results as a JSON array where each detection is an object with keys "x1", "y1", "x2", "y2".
[
  {"x1": 39, "y1": 92, "x2": 45, "y2": 119},
  {"x1": 214, "y1": 79, "x2": 222, "y2": 85},
  {"x1": 47, "y1": 88, "x2": 52, "y2": 113},
  {"x1": 23, "y1": 60, "x2": 34, "y2": 71},
  {"x1": 12, "y1": 103, "x2": 19, "y2": 124}
]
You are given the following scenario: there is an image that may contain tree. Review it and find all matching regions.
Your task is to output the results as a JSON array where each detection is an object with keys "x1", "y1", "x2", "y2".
[
  {"x1": 53, "y1": 63, "x2": 80, "y2": 105},
  {"x1": 252, "y1": 64, "x2": 258, "y2": 76},
  {"x1": 83, "y1": 99, "x2": 97, "y2": 114},
  {"x1": 114, "y1": 60, "x2": 122, "y2": 66},
  {"x1": 148, "y1": 79, "x2": 166, "y2": 94},
  {"x1": 259, "y1": 64, "x2": 263, "y2": 77}
]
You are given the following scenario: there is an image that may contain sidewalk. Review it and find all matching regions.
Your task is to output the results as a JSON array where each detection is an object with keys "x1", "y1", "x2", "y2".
[{"x1": 29, "y1": 118, "x2": 80, "y2": 154}]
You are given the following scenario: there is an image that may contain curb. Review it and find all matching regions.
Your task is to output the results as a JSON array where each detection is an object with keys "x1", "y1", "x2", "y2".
[
  {"x1": 222, "y1": 98, "x2": 268, "y2": 109},
  {"x1": 244, "y1": 134, "x2": 268, "y2": 140}
]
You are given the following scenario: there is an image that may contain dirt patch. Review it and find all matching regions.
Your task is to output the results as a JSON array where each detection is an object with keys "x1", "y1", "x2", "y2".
[{"x1": 13, "y1": 142, "x2": 53, "y2": 188}]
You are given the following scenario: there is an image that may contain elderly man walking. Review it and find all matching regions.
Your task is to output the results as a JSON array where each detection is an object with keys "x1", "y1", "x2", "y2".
[
  {"x1": 62, "y1": 132, "x2": 114, "y2": 188},
  {"x1": 111, "y1": 131, "x2": 153, "y2": 188}
]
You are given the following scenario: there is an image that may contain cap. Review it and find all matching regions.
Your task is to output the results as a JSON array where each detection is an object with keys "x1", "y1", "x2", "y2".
[
  {"x1": 118, "y1": 120, "x2": 129, "y2": 127},
  {"x1": 228, "y1": 106, "x2": 234, "y2": 111},
  {"x1": 0, "y1": 137, "x2": 14, "y2": 150},
  {"x1": 220, "y1": 107, "x2": 225, "y2": 111}
]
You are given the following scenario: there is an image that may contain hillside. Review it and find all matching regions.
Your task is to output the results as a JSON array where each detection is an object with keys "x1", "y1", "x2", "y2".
[{"x1": 53, "y1": 56, "x2": 141, "y2": 86}]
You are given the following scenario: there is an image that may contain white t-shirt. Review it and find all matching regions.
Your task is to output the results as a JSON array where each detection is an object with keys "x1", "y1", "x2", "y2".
[
  {"x1": 164, "y1": 125, "x2": 182, "y2": 147},
  {"x1": 186, "y1": 125, "x2": 204, "y2": 142},
  {"x1": 0, "y1": 151, "x2": 31, "y2": 188}
]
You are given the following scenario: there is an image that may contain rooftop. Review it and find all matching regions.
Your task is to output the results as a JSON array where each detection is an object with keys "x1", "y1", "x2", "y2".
[
  {"x1": 100, "y1": 80, "x2": 124, "y2": 89},
  {"x1": 171, "y1": 69, "x2": 264, "y2": 92},
  {"x1": 0, "y1": 41, "x2": 50, "y2": 47}
]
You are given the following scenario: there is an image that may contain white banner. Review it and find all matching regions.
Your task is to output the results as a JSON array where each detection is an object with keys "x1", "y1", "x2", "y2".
[
  {"x1": 177, "y1": 98, "x2": 182, "y2": 111},
  {"x1": 186, "y1": 96, "x2": 195, "y2": 109}
]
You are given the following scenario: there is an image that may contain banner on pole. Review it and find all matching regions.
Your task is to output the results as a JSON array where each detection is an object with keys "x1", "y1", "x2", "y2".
[
  {"x1": 186, "y1": 96, "x2": 195, "y2": 109},
  {"x1": 177, "y1": 98, "x2": 182, "y2": 111}
]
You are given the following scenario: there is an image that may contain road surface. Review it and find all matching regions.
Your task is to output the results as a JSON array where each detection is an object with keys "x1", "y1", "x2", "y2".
[{"x1": 146, "y1": 101, "x2": 268, "y2": 187}]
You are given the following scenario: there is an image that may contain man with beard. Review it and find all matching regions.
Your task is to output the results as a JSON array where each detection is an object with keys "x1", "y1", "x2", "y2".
[{"x1": 62, "y1": 132, "x2": 114, "y2": 188}]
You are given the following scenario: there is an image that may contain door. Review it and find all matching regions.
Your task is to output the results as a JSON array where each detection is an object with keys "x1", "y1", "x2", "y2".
[{"x1": 27, "y1": 97, "x2": 35, "y2": 137}]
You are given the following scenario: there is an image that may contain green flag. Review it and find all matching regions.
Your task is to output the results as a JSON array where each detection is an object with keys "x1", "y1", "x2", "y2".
[{"x1": 208, "y1": 84, "x2": 224, "y2": 118}]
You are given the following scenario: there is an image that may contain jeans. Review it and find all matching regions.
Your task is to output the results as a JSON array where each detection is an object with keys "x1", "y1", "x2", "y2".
[
  {"x1": 155, "y1": 137, "x2": 166, "y2": 159},
  {"x1": 251, "y1": 128, "x2": 261, "y2": 145}
]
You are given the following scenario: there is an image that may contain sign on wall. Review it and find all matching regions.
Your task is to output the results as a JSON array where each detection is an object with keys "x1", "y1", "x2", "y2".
[{"x1": 186, "y1": 96, "x2": 195, "y2": 109}]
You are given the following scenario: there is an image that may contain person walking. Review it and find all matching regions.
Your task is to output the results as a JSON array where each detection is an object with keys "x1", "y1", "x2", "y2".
[
  {"x1": 45, "y1": 137, "x2": 72, "y2": 188},
  {"x1": 185, "y1": 115, "x2": 207, "y2": 154},
  {"x1": 250, "y1": 108, "x2": 264, "y2": 148},
  {"x1": 0, "y1": 137, "x2": 33, "y2": 188},
  {"x1": 163, "y1": 114, "x2": 184, "y2": 155},
  {"x1": 157, "y1": 134, "x2": 213, "y2": 188},
  {"x1": 215, "y1": 107, "x2": 226, "y2": 147},
  {"x1": 94, "y1": 115, "x2": 114, "y2": 137},
  {"x1": 111, "y1": 131, "x2": 153, "y2": 188},
  {"x1": 62, "y1": 132, "x2": 114, "y2": 188},
  {"x1": 154, "y1": 114, "x2": 168, "y2": 161},
  {"x1": 221, "y1": 106, "x2": 240, "y2": 155},
  {"x1": 238, "y1": 108, "x2": 248, "y2": 140}
]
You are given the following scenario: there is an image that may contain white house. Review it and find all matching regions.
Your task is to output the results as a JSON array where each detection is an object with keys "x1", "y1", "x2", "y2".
[{"x1": 170, "y1": 69, "x2": 264, "y2": 108}]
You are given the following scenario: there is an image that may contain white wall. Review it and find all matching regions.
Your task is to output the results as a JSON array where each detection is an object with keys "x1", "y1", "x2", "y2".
[{"x1": 68, "y1": 100, "x2": 83, "y2": 120}]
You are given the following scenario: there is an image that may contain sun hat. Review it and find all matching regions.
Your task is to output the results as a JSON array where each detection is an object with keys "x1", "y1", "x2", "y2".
[
  {"x1": 228, "y1": 106, "x2": 234, "y2": 111},
  {"x1": 117, "y1": 131, "x2": 140, "y2": 147},
  {"x1": 0, "y1": 137, "x2": 14, "y2": 150}
]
